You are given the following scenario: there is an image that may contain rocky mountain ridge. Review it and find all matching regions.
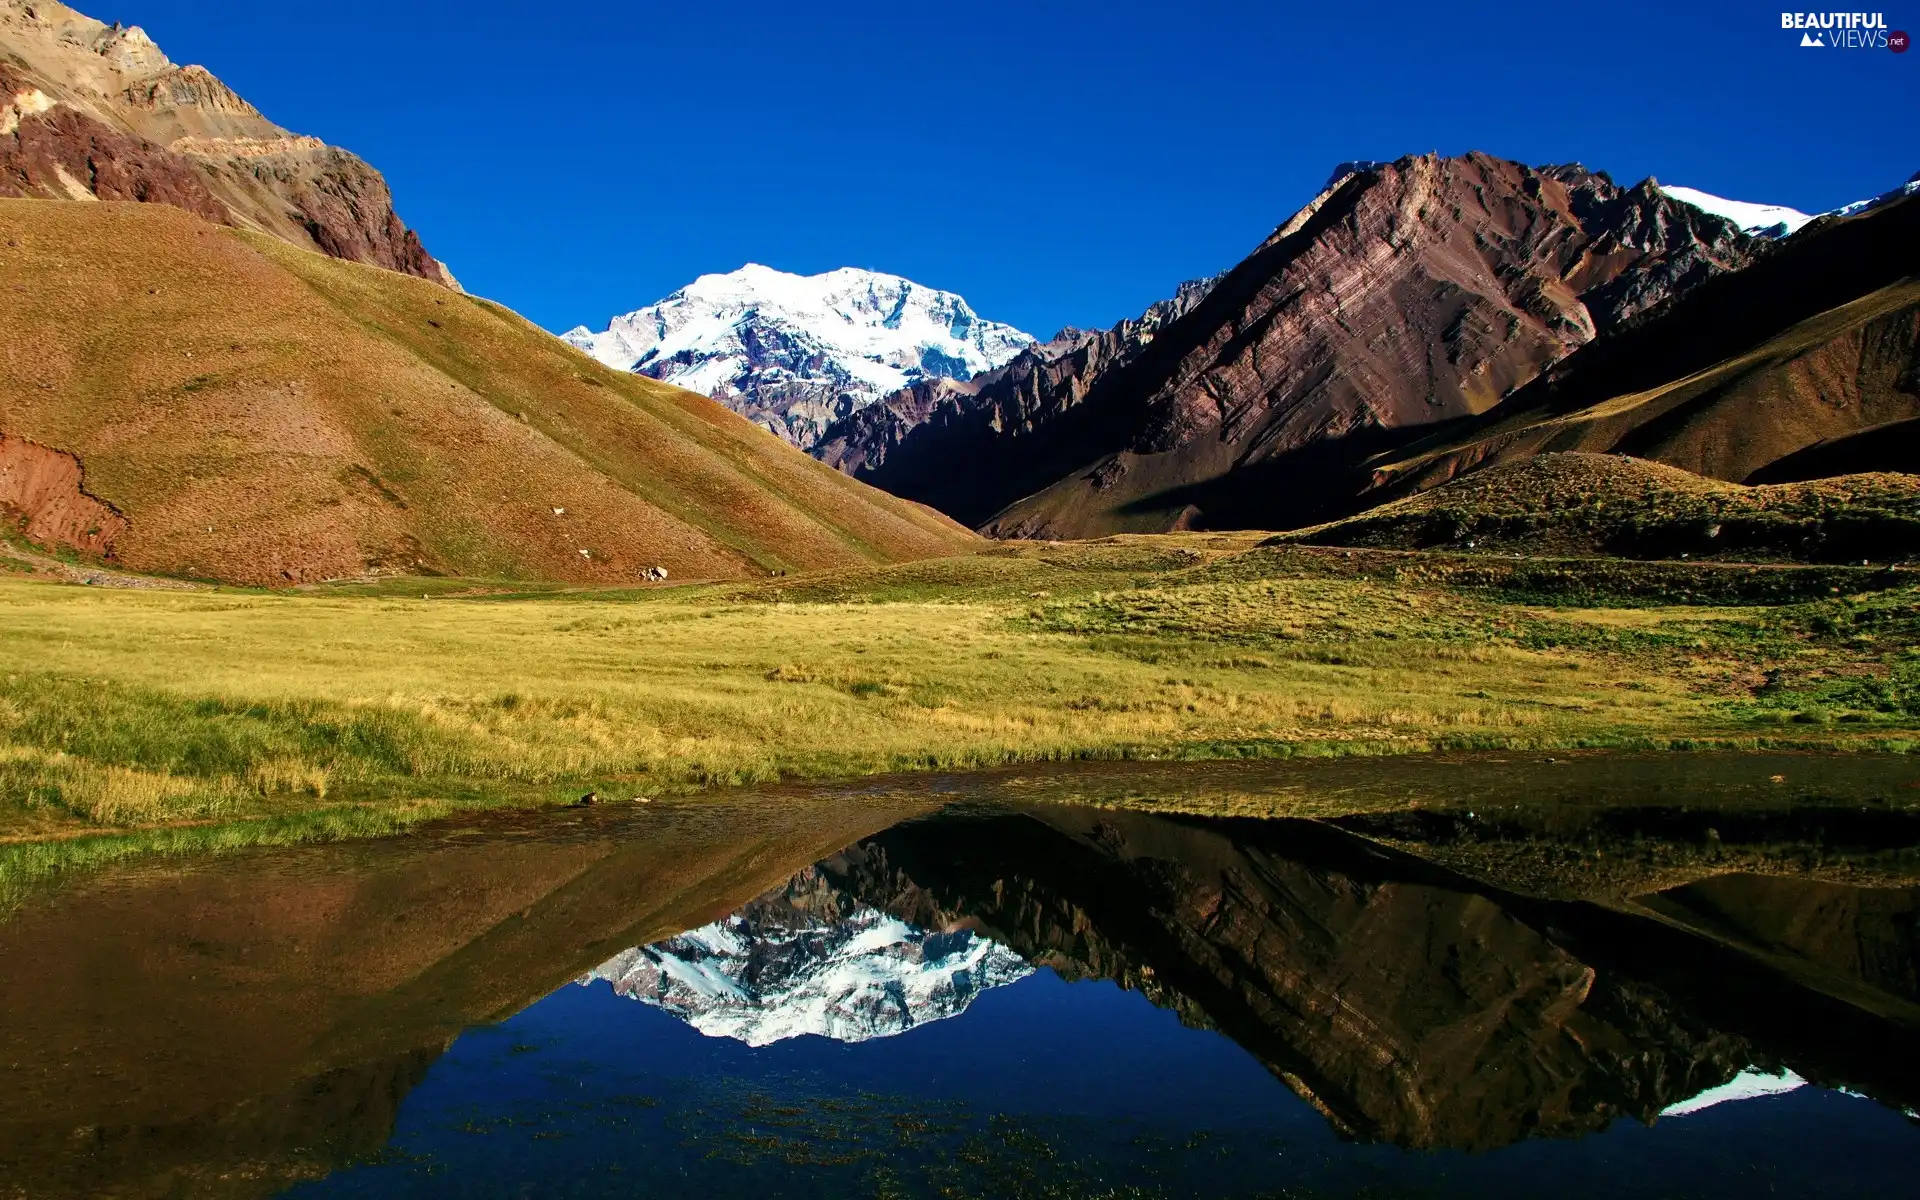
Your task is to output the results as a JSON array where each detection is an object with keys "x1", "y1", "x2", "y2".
[
  {"x1": 815, "y1": 276, "x2": 1218, "y2": 488},
  {"x1": 0, "y1": 0, "x2": 453, "y2": 285},
  {"x1": 831, "y1": 152, "x2": 1767, "y2": 535},
  {"x1": 562, "y1": 264, "x2": 1034, "y2": 450},
  {"x1": 1362, "y1": 187, "x2": 1920, "y2": 497}
]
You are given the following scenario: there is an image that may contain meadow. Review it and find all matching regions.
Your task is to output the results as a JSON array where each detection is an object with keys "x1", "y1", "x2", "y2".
[{"x1": 4, "y1": 534, "x2": 1916, "y2": 876}]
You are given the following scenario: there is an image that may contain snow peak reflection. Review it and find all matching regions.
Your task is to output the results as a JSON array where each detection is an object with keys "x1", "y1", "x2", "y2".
[
  {"x1": 1781, "y1": 12, "x2": 1896, "y2": 48},
  {"x1": 579, "y1": 867, "x2": 1031, "y2": 1046}
]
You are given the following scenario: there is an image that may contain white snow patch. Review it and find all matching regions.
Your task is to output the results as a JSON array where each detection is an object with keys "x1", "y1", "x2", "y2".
[
  {"x1": 1660, "y1": 1067, "x2": 1807, "y2": 1117},
  {"x1": 1831, "y1": 178, "x2": 1920, "y2": 219},
  {"x1": 1661, "y1": 186, "x2": 1816, "y2": 238}
]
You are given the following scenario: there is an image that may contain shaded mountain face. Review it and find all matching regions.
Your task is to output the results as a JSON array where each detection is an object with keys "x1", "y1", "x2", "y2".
[
  {"x1": 0, "y1": 0, "x2": 453, "y2": 286},
  {"x1": 563, "y1": 265, "x2": 1034, "y2": 451},
  {"x1": 815, "y1": 277, "x2": 1216, "y2": 483},
  {"x1": 582, "y1": 866, "x2": 1030, "y2": 1046},
  {"x1": 1366, "y1": 192, "x2": 1920, "y2": 500},
  {"x1": 828, "y1": 152, "x2": 1762, "y2": 536},
  {"x1": 817, "y1": 806, "x2": 1920, "y2": 1151}
]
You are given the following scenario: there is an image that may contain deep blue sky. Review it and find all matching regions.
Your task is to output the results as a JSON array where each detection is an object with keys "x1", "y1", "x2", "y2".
[{"x1": 101, "y1": 1, "x2": 1918, "y2": 337}]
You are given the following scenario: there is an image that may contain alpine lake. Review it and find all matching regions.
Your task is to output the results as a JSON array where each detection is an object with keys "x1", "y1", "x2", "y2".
[{"x1": 4, "y1": 751, "x2": 1918, "y2": 1199}]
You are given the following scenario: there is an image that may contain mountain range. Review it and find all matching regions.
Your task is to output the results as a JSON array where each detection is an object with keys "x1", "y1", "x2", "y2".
[
  {"x1": 567, "y1": 157, "x2": 1915, "y2": 545},
  {"x1": 3, "y1": 0, "x2": 1914, "y2": 585},
  {"x1": 0, "y1": 1, "x2": 980, "y2": 586},
  {"x1": 821, "y1": 158, "x2": 1920, "y2": 537},
  {"x1": 562, "y1": 265, "x2": 1034, "y2": 451}
]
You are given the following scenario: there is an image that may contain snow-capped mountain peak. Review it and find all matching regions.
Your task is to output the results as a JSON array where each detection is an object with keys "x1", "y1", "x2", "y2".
[
  {"x1": 1659, "y1": 185, "x2": 1816, "y2": 238},
  {"x1": 562, "y1": 264, "x2": 1035, "y2": 451},
  {"x1": 580, "y1": 903, "x2": 1032, "y2": 1047}
]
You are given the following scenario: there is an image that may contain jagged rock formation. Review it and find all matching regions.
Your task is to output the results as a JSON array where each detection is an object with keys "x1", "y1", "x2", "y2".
[
  {"x1": 0, "y1": 0, "x2": 453, "y2": 285},
  {"x1": 562, "y1": 265, "x2": 1033, "y2": 450},
  {"x1": 841, "y1": 152, "x2": 1764, "y2": 536},
  {"x1": 582, "y1": 866, "x2": 1030, "y2": 1046},
  {"x1": 816, "y1": 277, "x2": 1217, "y2": 488}
]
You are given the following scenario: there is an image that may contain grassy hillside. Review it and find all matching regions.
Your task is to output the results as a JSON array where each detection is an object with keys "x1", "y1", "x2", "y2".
[
  {"x1": 0, "y1": 199, "x2": 977, "y2": 585},
  {"x1": 1287, "y1": 454, "x2": 1920, "y2": 563}
]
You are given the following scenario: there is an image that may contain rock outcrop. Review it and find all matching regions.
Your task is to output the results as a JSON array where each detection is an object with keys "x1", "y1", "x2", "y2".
[
  {"x1": 840, "y1": 152, "x2": 1764, "y2": 535},
  {"x1": 0, "y1": 0, "x2": 454, "y2": 286}
]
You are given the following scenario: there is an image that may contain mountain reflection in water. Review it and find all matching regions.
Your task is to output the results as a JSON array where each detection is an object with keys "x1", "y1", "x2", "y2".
[
  {"x1": 581, "y1": 880, "x2": 1031, "y2": 1045},
  {"x1": 1, "y1": 755, "x2": 1917, "y2": 1198}
]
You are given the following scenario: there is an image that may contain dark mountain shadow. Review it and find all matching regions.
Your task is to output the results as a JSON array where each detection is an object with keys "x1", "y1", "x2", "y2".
[
  {"x1": 1748, "y1": 417, "x2": 1920, "y2": 483},
  {"x1": 1110, "y1": 420, "x2": 1476, "y2": 532}
]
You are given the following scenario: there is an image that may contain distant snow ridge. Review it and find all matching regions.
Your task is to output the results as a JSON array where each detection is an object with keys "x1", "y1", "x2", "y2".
[
  {"x1": 562, "y1": 264, "x2": 1035, "y2": 451},
  {"x1": 1830, "y1": 171, "x2": 1920, "y2": 219},
  {"x1": 581, "y1": 906, "x2": 1032, "y2": 1047},
  {"x1": 1659, "y1": 186, "x2": 1815, "y2": 238}
]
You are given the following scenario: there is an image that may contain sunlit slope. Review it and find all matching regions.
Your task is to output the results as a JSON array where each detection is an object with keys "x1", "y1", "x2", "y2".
[
  {"x1": 0, "y1": 199, "x2": 978, "y2": 585},
  {"x1": 1284, "y1": 453, "x2": 1920, "y2": 562}
]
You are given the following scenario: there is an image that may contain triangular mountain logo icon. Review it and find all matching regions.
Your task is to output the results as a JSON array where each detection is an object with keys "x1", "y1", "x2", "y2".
[{"x1": 1800, "y1": 31, "x2": 1825, "y2": 46}]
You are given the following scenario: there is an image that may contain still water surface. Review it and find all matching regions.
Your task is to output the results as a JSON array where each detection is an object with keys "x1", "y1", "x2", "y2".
[{"x1": 3, "y1": 753, "x2": 1918, "y2": 1197}]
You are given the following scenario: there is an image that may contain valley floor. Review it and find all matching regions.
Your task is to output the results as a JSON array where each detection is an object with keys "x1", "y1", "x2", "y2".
[{"x1": 2, "y1": 535, "x2": 1916, "y2": 887}]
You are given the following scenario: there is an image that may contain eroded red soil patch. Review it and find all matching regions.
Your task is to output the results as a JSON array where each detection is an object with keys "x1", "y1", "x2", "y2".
[{"x1": 0, "y1": 431, "x2": 128, "y2": 556}]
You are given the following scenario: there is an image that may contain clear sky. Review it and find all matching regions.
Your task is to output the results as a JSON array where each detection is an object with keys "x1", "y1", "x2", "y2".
[{"x1": 101, "y1": 0, "x2": 1919, "y2": 337}]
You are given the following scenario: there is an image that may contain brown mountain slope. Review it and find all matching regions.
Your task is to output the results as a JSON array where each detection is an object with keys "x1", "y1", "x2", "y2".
[
  {"x1": 836, "y1": 152, "x2": 1761, "y2": 536},
  {"x1": 0, "y1": 0, "x2": 452, "y2": 285},
  {"x1": 0, "y1": 199, "x2": 979, "y2": 585},
  {"x1": 1366, "y1": 192, "x2": 1920, "y2": 499}
]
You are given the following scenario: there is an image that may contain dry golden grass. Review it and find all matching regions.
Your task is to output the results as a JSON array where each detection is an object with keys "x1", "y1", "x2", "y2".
[{"x1": 3, "y1": 534, "x2": 1913, "y2": 849}]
